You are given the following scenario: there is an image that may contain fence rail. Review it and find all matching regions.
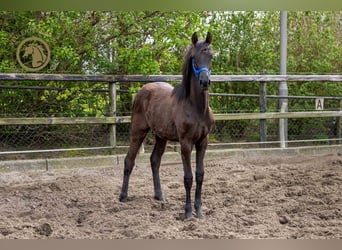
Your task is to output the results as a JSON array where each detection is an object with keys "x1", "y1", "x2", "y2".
[
  {"x1": 0, "y1": 73, "x2": 341, "y2": 158},
  {"x1": 1, "y1": 73, "x2": 342, "y2": 82},
  {"x1": 0, "y1": 117, "x2": 116, "y2": 125},
  {"x1": 0, "y1": 111, "x2": 340, "y2": 126}
]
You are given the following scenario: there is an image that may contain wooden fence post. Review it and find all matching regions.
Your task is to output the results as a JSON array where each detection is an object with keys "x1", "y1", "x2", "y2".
[
  {"x1": 260, "y1": 69, "x2": 267, "y2": 148},
  {"x1": 109, "y1": 82, "x2": 117, "y2": 148}
]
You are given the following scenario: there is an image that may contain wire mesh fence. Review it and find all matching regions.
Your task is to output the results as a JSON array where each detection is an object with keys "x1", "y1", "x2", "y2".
[{"x1": 0, "y1": 75, "x2": 341, "y2": 160}]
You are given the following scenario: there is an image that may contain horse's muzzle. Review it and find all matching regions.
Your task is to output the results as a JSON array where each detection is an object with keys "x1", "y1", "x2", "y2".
[{"x1": 199, "y1": 72, "x2": 211, "y2": 91}]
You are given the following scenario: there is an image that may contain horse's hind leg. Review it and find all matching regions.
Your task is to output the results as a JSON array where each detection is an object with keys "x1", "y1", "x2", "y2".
[
  {"x1": 150, "y1": 136, "x2": 167, "y2": 201},
  {"x1": 119, "y1": 121, "x2": 149, "y2": 202}
]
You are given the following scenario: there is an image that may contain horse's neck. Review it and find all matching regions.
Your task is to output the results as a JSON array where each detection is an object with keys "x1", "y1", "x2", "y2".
[{"x1": 189, "y1": 78, "x2": 209, "y2": 115}]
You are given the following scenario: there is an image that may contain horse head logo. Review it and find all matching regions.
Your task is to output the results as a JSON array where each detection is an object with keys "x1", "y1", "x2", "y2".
[{"x1": 17, "y1": 37, "x2": 50, "y2": 72}]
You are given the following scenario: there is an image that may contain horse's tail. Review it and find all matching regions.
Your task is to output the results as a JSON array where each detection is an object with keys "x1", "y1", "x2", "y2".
[
  {"x1": 131, "y1": 86, "x2": 151, "y2": 115},
  {"x1": 131, "y1": 92, "x2": 139, "y2": 116},
  {"x1": 129, "y1": 89, "x2": 146, "y2": 129}
]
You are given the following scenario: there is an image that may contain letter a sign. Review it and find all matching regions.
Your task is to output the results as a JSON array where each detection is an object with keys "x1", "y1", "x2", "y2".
[{"x1": 315, "y1": 98, "x2": 324, "y2": 110}]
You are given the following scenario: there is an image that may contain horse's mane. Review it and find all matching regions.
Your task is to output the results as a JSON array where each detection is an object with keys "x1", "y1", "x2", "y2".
[{"x1": 172, "y1": 44, "x2": 193, "y2": 100}]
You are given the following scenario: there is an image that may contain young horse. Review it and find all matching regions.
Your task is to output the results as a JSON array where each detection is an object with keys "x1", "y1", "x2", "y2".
[{"x1": 119, "y1": 32, "x2": 215, "y2": 219}]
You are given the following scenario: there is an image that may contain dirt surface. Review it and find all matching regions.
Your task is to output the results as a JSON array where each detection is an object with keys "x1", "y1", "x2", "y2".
[{"x1": 0, "y1": 153, "x2": 341, "y2": 239}]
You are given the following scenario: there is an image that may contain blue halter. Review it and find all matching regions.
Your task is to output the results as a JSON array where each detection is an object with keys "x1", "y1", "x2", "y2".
[{"x1": 192, "y1": 58, "x2": 211, "y2": 82}]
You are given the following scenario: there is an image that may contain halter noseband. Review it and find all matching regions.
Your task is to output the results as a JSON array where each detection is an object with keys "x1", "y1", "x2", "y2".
[{"x1": 192, "y1": 58, "x2": 211, "y2": 82}]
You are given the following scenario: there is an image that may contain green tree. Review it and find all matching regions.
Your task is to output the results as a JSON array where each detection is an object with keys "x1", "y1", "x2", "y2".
[{"x1": 0, "y1": 11, "x2": 341, "y2": 117}]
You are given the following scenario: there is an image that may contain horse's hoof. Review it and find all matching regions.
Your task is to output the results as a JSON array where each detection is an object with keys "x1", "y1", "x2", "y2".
[
  {"x1": 119, "y1": 194, "x2": 127, "y2": 202},
  {"x1": 184, "y1": 212, "x2": 193, "y2": 220},
  {"x1": 176, "y1": 212, "x2": 194, "y2": 221},
  {"x1": 195, "y1": 213, "x2": 203, "y2": 219},
  {"x1": 195, "y1": 208, "x2": 203, "y2": 218},
  {"x1": 154, "y1": 194, "x2": 164, "y2": 201}
]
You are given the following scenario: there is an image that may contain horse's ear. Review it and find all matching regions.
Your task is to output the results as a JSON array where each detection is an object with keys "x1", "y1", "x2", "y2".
[
  {"x1": 191, "y1": 32, "x2": 198, "y2": 45},
  {"x1": 205, "y1": 32, "x2": 212, "y2": 44}
]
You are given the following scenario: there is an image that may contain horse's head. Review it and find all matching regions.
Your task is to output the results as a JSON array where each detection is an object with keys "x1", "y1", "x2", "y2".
[{"x1": 190, "y1": 32, "x2": 214, "y2": 91}]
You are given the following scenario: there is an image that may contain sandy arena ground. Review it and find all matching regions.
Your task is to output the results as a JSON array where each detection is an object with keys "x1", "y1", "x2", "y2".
[{"x1": 0, "y1": 153, "x2": 341, "y2": 239}]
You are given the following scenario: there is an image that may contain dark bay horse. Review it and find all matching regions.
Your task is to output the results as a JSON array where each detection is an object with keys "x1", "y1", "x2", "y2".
[{"x1": 119, "y1": 32, "x2": 215, "y2": 219}]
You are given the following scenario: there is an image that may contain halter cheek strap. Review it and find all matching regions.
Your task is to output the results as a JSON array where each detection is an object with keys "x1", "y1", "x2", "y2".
[{"x1": 192, "y1": 58, "x2": 211, "y2": 82}]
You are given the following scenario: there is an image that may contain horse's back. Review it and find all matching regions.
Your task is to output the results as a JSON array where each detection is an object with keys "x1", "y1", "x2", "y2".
[
  {"x1": 142, "y1": 82, "x2": 173, "y2": 93},
  {"x1": 132, "y1": 82, "x2": 178, "y2": 140},
  {"x1": 134, "y1": 82, "x2": 174, "y2": 106}
]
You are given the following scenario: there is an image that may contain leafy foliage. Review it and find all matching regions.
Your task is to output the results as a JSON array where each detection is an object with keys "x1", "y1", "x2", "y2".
[{"x1": 0, "y1": 11, "x2": 341, "y2": 118}]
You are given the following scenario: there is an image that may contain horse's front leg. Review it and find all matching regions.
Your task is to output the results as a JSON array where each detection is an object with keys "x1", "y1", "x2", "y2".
[
  {"x1": 194, "y1": 136, "x2": 208, "y2": 218},
  {"x1": 180, "y1": 140, "x2": 193, "y2": 219}
]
